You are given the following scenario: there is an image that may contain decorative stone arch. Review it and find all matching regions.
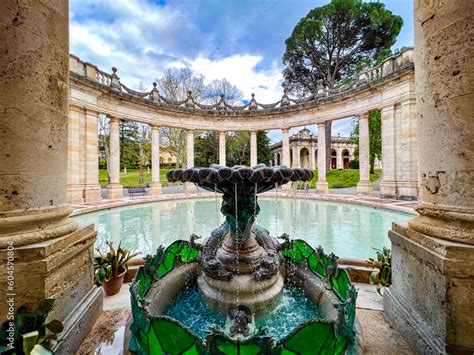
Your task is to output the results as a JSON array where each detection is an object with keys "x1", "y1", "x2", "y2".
[
  {"x1": 300, "y1": 147, "x2": 310, "y2": 168},
  {"x1": 342, "y1": 149, "x2": 350, "y2": 169},
  {"x1": 330, "y1": 149, "x2": 337, "y2": 170}
]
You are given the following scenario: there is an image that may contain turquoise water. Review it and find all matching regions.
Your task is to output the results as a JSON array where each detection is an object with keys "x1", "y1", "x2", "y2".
[
  {"x1": 164, "y1": 282, "x2": 320, "y2": 341},
  {"x1": 73, "y1": 198, "x2": 411, "y2": 259}
]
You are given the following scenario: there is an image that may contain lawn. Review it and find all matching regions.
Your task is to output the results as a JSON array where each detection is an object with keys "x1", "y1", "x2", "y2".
[
  {"x1": 308, "y1": 169, "x2": 381, "y2": 189},
  {"x1": 99, "y1": 168, "x2": 174, "y2": 187},
  {"x1": 99, "y1": 168, "x2": 381, "y2": 189}
]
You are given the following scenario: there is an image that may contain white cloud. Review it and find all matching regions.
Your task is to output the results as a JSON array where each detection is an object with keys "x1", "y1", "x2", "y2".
[{"x1": 190, "y1": 55, "x2": 284, "y2": 102}]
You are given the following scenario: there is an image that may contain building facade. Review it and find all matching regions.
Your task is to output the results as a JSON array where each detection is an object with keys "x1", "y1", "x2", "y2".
[{"x1": 270, "y1": 128, "x2": 356, "y2": 170}]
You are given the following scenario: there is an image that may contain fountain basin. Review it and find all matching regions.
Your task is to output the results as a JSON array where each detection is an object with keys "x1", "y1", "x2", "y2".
[{"x1": 127, "y1": 239, "x2": 362, "y2": 354}]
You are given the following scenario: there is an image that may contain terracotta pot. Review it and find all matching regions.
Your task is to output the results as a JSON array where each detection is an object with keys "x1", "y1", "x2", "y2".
[{"x1": 103, "y1": 268, "x2": 127, "y2": 296}]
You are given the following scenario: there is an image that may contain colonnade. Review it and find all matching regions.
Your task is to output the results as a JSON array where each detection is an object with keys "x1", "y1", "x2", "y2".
[{"x1": 67, "y1": 99, "x2": 417, "y2": 202}]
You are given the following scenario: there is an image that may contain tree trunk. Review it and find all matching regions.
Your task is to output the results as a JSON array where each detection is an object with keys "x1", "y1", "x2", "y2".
[{"x1": 370, "y1": 157, "x2": 375, "y2": 175}]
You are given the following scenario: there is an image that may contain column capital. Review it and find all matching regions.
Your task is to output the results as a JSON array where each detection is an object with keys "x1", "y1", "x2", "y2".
[
  {"x1": 219, "y1": 130, "x2": 226, "y2": 135},
  {"x1": 151, "y1": 125, "x2": 160, "y2": 131},
  {"x1": 281, "y1": 128, "x2": 289, "y2": 133},
  {"x1": 357, "y1": 111, "x2": 370, "y2": 120},
  {"x1": 109, "y1": 116, "x2": 119, "y2": 123},
  {"x1": 317, "y1": 121, "x2": 327, "y2": 128},
  {"x1": 84, "y1": 108, "x2": 100, "y2": 116},
  {"x1": 381, "y1": 104, "x2": 395, "y2": 114}
]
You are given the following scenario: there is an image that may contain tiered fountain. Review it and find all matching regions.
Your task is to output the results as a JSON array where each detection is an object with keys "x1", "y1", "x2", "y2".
[{"x1": 128, "y1": 164, "x2": 361, "y2": 354}]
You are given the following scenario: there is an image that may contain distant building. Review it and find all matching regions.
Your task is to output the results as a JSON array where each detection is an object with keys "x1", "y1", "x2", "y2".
[{"x1": 269, "y1": 127, "x2": 356, "y2": 169}]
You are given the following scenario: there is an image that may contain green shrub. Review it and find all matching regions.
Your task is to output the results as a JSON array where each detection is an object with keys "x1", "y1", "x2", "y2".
[{"x1": 349, "y1": 159, "x2": 359, "y2": 169}]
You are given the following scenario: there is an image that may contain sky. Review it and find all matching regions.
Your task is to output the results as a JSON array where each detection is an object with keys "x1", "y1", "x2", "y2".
[{"x1": 70, "y1": 0, "x2": 414, "y2": 142}]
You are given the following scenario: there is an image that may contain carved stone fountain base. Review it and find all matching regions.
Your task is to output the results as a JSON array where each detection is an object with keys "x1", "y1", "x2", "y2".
[{"x1": 197, "y1": 272, "x2": 284, "y2": 315}]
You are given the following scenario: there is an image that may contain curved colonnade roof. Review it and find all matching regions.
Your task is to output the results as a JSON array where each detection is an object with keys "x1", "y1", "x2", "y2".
[{"x1": 69, "y1": 48, "x2": 415, "y2": 131}]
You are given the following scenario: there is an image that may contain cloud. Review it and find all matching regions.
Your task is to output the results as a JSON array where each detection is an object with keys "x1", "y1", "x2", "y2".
[{"x1": 190, "y1": 55, "x2": 283, "y2": 102}]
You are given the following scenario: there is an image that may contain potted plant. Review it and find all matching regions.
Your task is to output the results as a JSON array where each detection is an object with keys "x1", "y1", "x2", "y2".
[
  {"x1": 368, "y1": 246, "x2": 392, "y2": 295},
  {"x1": 94, "y1": 241, "x2": 139, "y2": 296},
  {"x1": 0, "y1": 299, "x2": 64, "y2": 355}
]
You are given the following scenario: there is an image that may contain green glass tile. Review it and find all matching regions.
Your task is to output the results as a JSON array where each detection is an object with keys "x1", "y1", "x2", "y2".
[
  {"x1": 330, "y1": 270, "x2": 350, "y2": 300},
  {"x1": 281, "y1": 321, "x2": 334, "y2": 354},
  {"x1": 307, "y1": 254, "x2": 325, "y2": 278},
  {"x1": 153, "y1": 318, "x2": 197, "y2": 354},
  {"x1": 334, "y1": 335, "x2": 349, "y2": 354}
]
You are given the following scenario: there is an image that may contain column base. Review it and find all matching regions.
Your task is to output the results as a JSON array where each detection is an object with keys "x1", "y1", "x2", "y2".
[
  {"x1": 0, "y1": 225, "x2": 101, "y2": 353},
  {"x1": 52, "y1": 287, "x2": 103, "y2": 355},
  {"x1": 184, "y1": 182, "x2": 197, "y2": 194},
  {"x1": 107, "y1": 183, "x2": 124, "y2": 199},
  {"x1": 396, "y1": 181, "x2": 418, "y2": 201},
  {"x1": 150, "y1": 182, "x2": 162, "y2": 196},
  {"x1": 356, "y1": 180, "x2": 373, "y2": 195},
  {"x1": 67, "y1": 184, "x2": 84, "y2": 204},
  {"x1": 83, "y1": 183, "x2": 102, "y2": 202},
  {"x1": 315, "y1": 181, "x2": 329, "y2": 194},
  {"x1": 384, "y1": 223, "x2": 474, "y2": 353},
  {"x1": 379, "y1": 180, "x2": 397, "y2": 199}
]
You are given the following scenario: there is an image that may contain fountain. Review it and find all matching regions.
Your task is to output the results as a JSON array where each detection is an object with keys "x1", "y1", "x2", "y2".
[{"x1": 128, "y1": 164, "x2": 361, "y2": 354}]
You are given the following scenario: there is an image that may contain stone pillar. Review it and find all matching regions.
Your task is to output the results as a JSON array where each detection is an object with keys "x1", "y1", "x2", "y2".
[
  {"x1": 0, "y1": 1, "x2": 102, "y2": 353},
  {"x1": 356, "y1": 113, "x2": 373, "y2": 195},
  {"x1": 398, "y1": 99, "x2": 418, "y2": 200},
  {"x1": 107, "y1": 117, "x2": 123, "y2": 199},
  {"x1": 316, "y1": 123, "x2": 329, "y2": 194},
  {"x1": 219, "y1": 131, "x2": 226, "y2": 166},
  {"x1": 67, "y1": 105, "x2": 84, "y2": 203},
  {"x1": 380, "y1": 105, "x2": 397, "y2": 198},
  {"x1": 292, "y1": 146, "x2": 300, "y2": 168},
  {"x1": 384, "y1": 1, "x2": 474, "y2": 353},
  {"x1": 282, "y1": 128, "x2": 290, "y2": 167},
  {"x1": 250, "y1": 131, "x2": 257, "y2": 166},
  {"x1": 150, "y1": 125, "x2": 162, "y2": 195},
  {"x1": 185, "y1": 129, "x2": 197, "y2": 193},
  {"x1": 309, "y1": 144, "x2": 315, "y2": 170},
  {"x1": 83, "y1": 109, "x2": 101, "y2": 201},
  {"x1": 336, "y1": 148, "x2": 344, "y2": 170}
]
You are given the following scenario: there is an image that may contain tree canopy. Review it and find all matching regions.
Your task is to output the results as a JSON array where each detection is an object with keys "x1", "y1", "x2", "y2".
[{"x1": 282, "y1": 0, "x2": 403, "y2": 95}]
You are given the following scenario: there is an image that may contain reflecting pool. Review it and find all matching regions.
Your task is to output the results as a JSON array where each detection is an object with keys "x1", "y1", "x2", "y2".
[{"x1": 73, "y1": 198, "x2": 411, "y2": 259}]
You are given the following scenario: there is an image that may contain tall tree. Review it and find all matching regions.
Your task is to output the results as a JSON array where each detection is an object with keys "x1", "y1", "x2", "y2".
[
  {"x1": 283, "y1": 0, "x2": 402, "y2": 171},
  {"x1": 350, "y1": 110, "x2": 382, "y2": 174},
  {"x1": 256, "y1": 131, "x2": 272, "y2": 166},
  {"x1": 194, "y1": 131, "x2": 219, "y2": 167}
]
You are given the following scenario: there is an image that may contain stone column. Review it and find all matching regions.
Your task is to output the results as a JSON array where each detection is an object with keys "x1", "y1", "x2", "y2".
[
  {"x1": 250, "y1": 131, "x2": 257, "y2": 166},
  {"x1": 295, "y1": 145, "x2": 301, "y2": 168},
  {"x1": 107, "y1": 117, "x2": 123, "y2": 199},
  {"x1": 384, "y1": 1, "x2": 474, "y2": 353},
  {"x1": 219, "y1": 131, "x2": 226, "y2": 166},
  {"x1": 316, "y1": 122, "x2": 329, "y2": 194},
  {"x1": 398, "y1": 99, "x2": 418, "y2": 200},
  {"x1": 67, "y1": 105, "x2": 84, "y2": 203},
  {"x1": 0, "y1": 1, "x2": 102, "y2": 352},
  {"x1": 336, "y1": 148, "x2": 344, "y2": 170},
  {"x1": 309, "y1": 144, "x2": 315, "y2": 170},
  {"x1": 379, "y1": 105, "x2": 397, "y2": 198},
  {"x1": 282, "y1": 128, "x2": 290, "y2": 167},
  {"x1": 185, "y1": 129, "x2": 197, "y2": 193},
  {"x1": 150, "y1": 125, "x2": 162, "y2": 195},
  {"x1": 83, "y1": 109, "x2": 101, "y2": 201},
  {"x1": 356, "y1": 113, "x2": 373, "y2": 195}
]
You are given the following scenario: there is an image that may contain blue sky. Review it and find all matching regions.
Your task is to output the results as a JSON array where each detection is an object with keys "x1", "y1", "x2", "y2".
[{"x1": 70, "y1": 0, "x2": 414, "y2": 142}]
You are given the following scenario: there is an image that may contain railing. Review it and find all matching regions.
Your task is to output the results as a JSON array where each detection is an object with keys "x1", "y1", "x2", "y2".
[{"x1": 69, "y1": 48, "x2": 414, "y2": 113}]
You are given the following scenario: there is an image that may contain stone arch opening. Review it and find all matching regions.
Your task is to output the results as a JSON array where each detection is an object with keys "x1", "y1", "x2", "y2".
[
  {"x1": 342, "y1": 149, "x2": 350, "y2": 169},
  {"x1": 331, "y1": 149, "x2": 337, "y2": 169},
  {"x1": 300, "y1": 148, "x2": 309, "y2": 168}
]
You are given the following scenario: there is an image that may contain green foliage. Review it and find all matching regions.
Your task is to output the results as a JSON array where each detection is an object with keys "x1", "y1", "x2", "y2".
[
  {"x1": 368, "y1": 247, "x2": 392, "y2": 295},
  {"x1": 98, "y1": 168, "x2": 173, "y2": 188},
  {"x1": 0, "y1": 299, "x2": 64, "y2": 355},
  {"x1": 283, "y1": 0, "x2": 403, "y2": 95},
  {"x1": 348, "y1": 159, "x2": 359, "y2": 169},
  {"x1": 194, "y1": 131, "x2": 272, "y2": 167},
  {"x1": 350, "y1": 110, "x2": 382, "y2": 174},
  {"x1": 94, "y1": 241, "x2": 140, "y2": 286}
]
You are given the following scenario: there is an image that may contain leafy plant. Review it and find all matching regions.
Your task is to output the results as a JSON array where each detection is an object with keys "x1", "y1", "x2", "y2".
[
  {"x1": 94, "y1": 241, "x2": 139, "y2": 286},
  {"x1": 0, "y1": 299, "x2": 64, "y2": 355},
  {"x1": 368, "y1": 247, "x2": 391, "y2": 295}
]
